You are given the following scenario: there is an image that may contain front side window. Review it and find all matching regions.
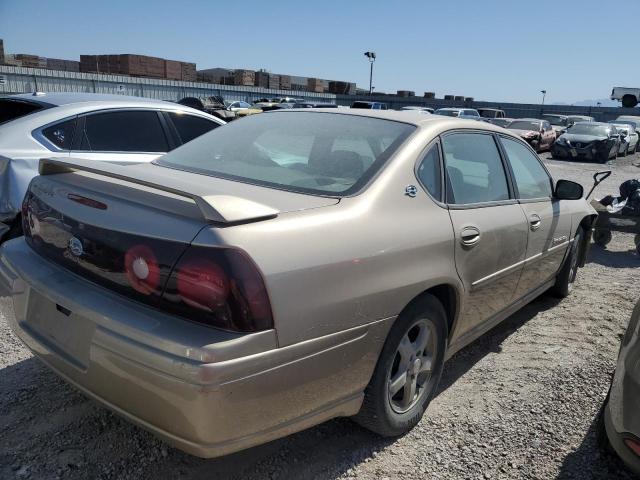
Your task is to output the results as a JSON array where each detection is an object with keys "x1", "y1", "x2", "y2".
[
  {"x1": 442, "y1": 133, "x2": 509, "y2": 204},
  {"x1": 417, "y1": 144, "x2": 442, "y2": 201},
  {"x1": 156, "y1": 112, "x2": 415, "y2": 196},
  {"x1": 168, "y1": 112, "x2": 219, "y2": 145},
  {"x1": 500, "y1": 137, "x2": 552, "y2": 199},
  {"x1": 79, "y1": 110, "x2": 168, "y2": 152},
  {"x1": 42, "y1": 118, "x2": 76, "y2": 150}
]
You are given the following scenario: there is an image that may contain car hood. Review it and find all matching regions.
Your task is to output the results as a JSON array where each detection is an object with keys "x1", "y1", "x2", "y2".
[{"x1": 561, "y1": 133, "x2": 608, "y2": 143}]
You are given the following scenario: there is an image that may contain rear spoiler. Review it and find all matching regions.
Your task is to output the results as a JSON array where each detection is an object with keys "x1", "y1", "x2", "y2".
[{"x1": 38, "y1": 158, "x2": 279, "y2": 224}]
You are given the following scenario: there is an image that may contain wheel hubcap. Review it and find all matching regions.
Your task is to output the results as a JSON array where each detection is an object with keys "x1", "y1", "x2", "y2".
[{"x1": 387, "y1": 319, "x2": 437, "y2": 414}]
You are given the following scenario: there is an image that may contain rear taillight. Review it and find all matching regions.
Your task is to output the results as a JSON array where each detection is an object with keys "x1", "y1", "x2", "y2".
[
  {"x1": 625, "y1": 438, "x2": 640, "y2": 457},
  {"x1": 164, "y1": 247, "x2": 273, "y2": 332}
]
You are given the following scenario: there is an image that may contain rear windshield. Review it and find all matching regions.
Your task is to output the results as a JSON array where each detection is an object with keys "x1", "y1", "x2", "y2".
[
  {"x1": 0, "y1": 99, "x2": 49, "y2": 125},
  {"x1": 156, "y1": 111, "x2": 415, "y2": 196},
  {"x1": 544, "y1": 116, "x2": 567, "y2": 126}
]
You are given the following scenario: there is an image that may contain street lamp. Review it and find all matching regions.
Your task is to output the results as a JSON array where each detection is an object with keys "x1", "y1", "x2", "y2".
[
  {"x1": 540, "y1": 90, "x2": 547, "y2": 105},
  {"x1": 364, "y1": 51, "x2": 376, "y2": 95}
]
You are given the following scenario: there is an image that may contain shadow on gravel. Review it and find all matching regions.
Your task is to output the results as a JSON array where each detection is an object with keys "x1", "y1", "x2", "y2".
[
  {"x1": 436, "y1": 293, "x2": 561, "y2": 396},
  {"x1": 557, "y1": 411, "x2": 635, "y2": 480},
  {"x1": 589, "y1": 244, "x2": 639, "y2": 269}
]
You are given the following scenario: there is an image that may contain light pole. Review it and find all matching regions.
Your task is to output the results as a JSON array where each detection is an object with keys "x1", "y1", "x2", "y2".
[
  {"x1": 540, "y1": 90, "x2": 547, "y2": 105},
  {"x1": 364, "y1": 51, "x2": 376, "y2": 95}
]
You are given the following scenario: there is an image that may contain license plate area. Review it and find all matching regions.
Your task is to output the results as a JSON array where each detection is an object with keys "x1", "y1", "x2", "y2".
[{"x1": 24, "y1": 290, "x2": 94, "y2": 368}]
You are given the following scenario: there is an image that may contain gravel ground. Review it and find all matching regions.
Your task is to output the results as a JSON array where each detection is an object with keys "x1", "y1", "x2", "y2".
[{"x1": 1, "y1": 151, "x2": 640, "y2": 479}]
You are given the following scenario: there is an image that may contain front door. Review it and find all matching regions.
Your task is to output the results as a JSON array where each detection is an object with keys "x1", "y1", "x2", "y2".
[
  {"x1": 498, "y1": 136, "x2": 573, "y2": 297},
  {"x1": 442, "y1": 132, "x2": 529, "y2": 339}
]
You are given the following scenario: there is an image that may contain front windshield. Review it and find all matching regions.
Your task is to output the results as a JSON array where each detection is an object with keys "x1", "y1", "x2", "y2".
[
  {"x1": 567, "y1": 123, "x2": 610, "y2": 136},
  {"x1": 507, "y1": 120, "x2": 540, "y2": 131},
  {"x1": 434, "y1": 109, "x2": 459, "y2": 117},
  {"x1": 156, "y1": 112, "x2": 415, "y2": 196}
]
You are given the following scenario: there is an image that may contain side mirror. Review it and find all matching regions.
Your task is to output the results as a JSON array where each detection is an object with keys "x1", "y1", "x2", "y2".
[
  {"x1": 620, "y1": 131, "x2": 628, "y2": 138},
  {"x1": 555, "y1": 179, "x2": 583, "y2": 200}
]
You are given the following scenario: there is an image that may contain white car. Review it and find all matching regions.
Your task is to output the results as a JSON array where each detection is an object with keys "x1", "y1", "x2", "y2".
[
  {"x1": 399, "y1": 106, "x2": 434, "y2": 114},
  {"x1": 433, "y1": 108, "x2": 481, "y2": 120},
  {"x1": 0, "y1": 92, "x2": 224, "y2": 241},
  {"x1": 609, "y1": 123, "x2": 639, "y2": 155},
  {"x1": 225, "y1": 100, "x2": 254, "y2": 112}
]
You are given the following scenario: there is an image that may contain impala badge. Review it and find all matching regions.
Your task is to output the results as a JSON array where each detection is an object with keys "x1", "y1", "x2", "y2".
[{"x1": 405, "y1": 185, "x2": 418, "y2": 198}]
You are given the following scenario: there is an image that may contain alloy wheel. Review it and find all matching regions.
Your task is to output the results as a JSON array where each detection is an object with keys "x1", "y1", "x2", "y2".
[{"x1": 387, "y1": 318, "x2": 437, "y2": 414}]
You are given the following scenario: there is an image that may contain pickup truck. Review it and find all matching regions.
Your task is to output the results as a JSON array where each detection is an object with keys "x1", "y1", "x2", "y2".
[{"x1": 611, "y1": 87, "x2": 640, "y2": 108}]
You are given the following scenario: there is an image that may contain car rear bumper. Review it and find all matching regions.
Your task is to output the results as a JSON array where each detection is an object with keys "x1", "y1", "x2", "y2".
[{"x1": 0, "y1": 238, "x2": 391, "y2": 457}]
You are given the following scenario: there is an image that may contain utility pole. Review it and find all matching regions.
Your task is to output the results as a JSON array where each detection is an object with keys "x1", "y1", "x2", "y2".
[{"x1": 364, "y1": 51, "x2": 376, "y2": 95}]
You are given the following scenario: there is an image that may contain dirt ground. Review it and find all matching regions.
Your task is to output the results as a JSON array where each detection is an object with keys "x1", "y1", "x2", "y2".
[{"x1": 1, "y1": 151, "x2": 639, "y2": 480}]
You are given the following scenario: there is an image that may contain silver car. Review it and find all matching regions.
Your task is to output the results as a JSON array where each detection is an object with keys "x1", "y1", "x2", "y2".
[
  {"x1": 602, "y1": 300, "x2": 640, "y2": 475},
  {"x1": 0, "y1": 109, "x2": 596, "y2": 458},
  {"x1": 0, "y1": 92, "x2": 224, "y2": 241}
]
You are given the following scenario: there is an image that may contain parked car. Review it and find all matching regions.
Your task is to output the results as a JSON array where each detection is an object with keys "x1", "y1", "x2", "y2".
[
  {"x1": 484, "y1": 117, "x2": 514, "y2": 128},
  {"x1": 253, "y1": 97, "x2": 303, "y2": 111},
  {"x1": 600, "y1": 300, "x2": 640, "y2": 476},
  {"x1": 292, "y1": 102, "x2": 338, "y2": 108},
  {"x1": 177, "y1": 96, "x2": 236, "y2": 121},
  {"x1": 434, "y1": 107, "x2": 481, "y2": 120},
  {"x1": 505, "y1": 118, "x2": 555, "y2": 152},
  {"x1": 400, "y1": 106, "x2": 434, "y2": 113},
  {"x1": 543, "y1": 114, "x2": 571, "y2": 137},
  {"x1": 566, "y1": 115, "x2": 594, "y2": 125},
  {"x1": 615, "y1": 116, "x2": 640, "y2": 151},
  {"x1": 0, "y1": 92, "x2": 224, "y2": 242},
  {"x1": 225, "y1": 100, "x2": 252, "y2": 112},
  {"x1": 351, "y1": 101, "x2": 388, "y2": 110},
  {"x1": 552, "y1": 122, "x2": 621, "y2": 163},
  {"x1": 0, "y1": 109, "x2": 596, "y2": 458},
  {"x1": 608, "y1": 123, "x2": 639, "y2": 155},
  {"x1": 611, "y1": 87, "x2": 640, "y2": 108},
  {"x1": 477, "y1": 108, "x2": 506, "y2": 119}
]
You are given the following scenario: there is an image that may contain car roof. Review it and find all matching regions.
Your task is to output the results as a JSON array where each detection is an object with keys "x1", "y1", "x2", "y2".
[
  {"x1": 1, "y1": 92, "x2": 179, "y2": 108},
  {"x1": 268, "y1": 108, "x2": 516, "y2": 135}
]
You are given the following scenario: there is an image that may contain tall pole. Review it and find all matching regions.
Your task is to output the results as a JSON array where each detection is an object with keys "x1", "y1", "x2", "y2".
[
  {"x1": 364, "y1": 51, "x2": 376, "y2": 96},
  {"x1": 369, "y1": 61, "x2": 373, "y2": 95}
]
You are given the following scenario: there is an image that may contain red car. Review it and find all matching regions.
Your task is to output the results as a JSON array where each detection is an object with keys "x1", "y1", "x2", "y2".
[{"x1": 506, "y1": 118, "x2": 556, "y2": 152}]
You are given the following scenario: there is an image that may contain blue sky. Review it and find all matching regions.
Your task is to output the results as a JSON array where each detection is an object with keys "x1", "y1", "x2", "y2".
[{"x1": 1, "y1": 0, "x2": 636, "y2": 104}]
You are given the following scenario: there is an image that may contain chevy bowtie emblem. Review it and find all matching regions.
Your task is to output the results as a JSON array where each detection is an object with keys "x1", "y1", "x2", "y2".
[{"x1": 68, "y1": 237, "x2": 84, "y2": 257}]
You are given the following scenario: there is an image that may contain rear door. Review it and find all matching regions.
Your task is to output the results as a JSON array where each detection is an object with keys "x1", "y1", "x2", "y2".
[
  {"x1": 498, "y1": 135, "x2": 572, "y2": 298},
  {"x1": 71, "y1": 109, "x2": 171, "y2": 164},
  {"x1": 442, "y1": 131, "x2": 529, "y2": 338}
]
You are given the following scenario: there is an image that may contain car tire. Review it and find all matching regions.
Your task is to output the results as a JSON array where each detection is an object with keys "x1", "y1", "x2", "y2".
[
  {"x1": 0, "y1": 217, "x2": 22, "y2": 244},
  {"x1": 354, "y1": 294, "x2": 447, "y2": 437},
  {"x1": 550, "y1": 227, "x2": 583, "y2": 298},
  {"x1": 594, "y1": 228, "x2": 612, "y2": 247}
]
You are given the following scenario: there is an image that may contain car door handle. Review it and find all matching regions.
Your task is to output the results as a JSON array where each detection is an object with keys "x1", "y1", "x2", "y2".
[
  {"x1": 529, "y1": 214, "x2": 542, "y2": 231},
  {"x1": 460, "y1": 226, "x2": 481, "y2": 247}
]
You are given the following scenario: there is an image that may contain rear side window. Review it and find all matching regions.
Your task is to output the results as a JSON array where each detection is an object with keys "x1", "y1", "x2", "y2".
[
  {"x1": 442, "y1": 133, "x2": 510, "y2": 204},
  {"x1": 168, "y1": 112, "x2": 219, "y2": 145},
  {"x1": 417, "y1": 144, "x2": 442, "y2": 201},
  {"x1": 79, "y1": 110, "x2": 168, "y2": 152},
  {"x1": 500, "y1": 137, "x2": 552, "y2": 199},
  {"x1": 42, "y1": 118, "x2": 76, "y2": 150},
  {"x1": 0, "y1": 99, "x2": 47, "y2": 124}
]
